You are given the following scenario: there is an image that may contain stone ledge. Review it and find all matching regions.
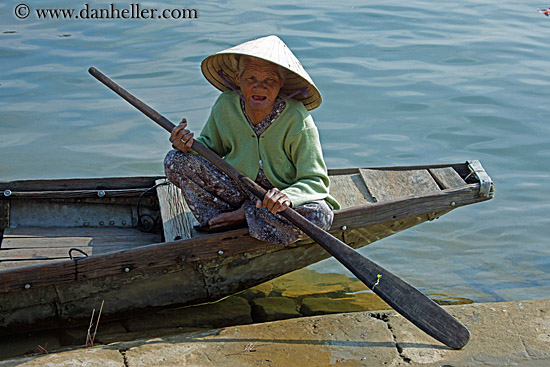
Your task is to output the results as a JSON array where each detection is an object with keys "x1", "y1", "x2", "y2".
[{"x1": 3, "y1": 299, "x2": 548, "y2": 367}]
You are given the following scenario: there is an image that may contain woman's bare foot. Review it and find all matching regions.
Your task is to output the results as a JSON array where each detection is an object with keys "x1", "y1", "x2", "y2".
[{"x1": 208, "y1": 205, "x2": 246, "y2": 231}]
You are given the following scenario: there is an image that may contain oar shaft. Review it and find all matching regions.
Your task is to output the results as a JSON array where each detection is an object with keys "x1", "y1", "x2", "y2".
[
  {"x1": 88, "y1": 67, "x2": 175, "y2": 133},
  {"x1": 89, "y1": 66, "x2": 470, "y2": 349}
]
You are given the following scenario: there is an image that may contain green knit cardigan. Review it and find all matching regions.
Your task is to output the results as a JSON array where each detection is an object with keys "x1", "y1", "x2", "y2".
[{"x1": 194, "y1": 91, "x2": 340, "y2": 210}]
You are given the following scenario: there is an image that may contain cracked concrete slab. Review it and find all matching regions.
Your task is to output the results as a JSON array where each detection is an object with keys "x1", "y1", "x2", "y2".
[
  {"x1": 1, "y1": 300, "x2": 548, "y2": 367},
  {"x1": 389, "y1": 300, "x2": 550, "y2": 367},
  {"x1": 122, "y1": 312, "x2": 400, "y2": 366},
  {"x1": 0, "y1": 348, "x2": 125, "y2": 367}
]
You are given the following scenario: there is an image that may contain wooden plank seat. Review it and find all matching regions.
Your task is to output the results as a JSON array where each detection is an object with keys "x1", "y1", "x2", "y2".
[
  {"x1": 0, "y1": 227, "x2": 161, "y2": 271},
  {"x1": 429, "y1": 167, "x2": 467, "y2": 189},
  {"x1": 155, "y1": 179, "x2": 196, "y2": 242},
  {"x1": 357, "y1": 166, "x2": 467, "y2": 203}
]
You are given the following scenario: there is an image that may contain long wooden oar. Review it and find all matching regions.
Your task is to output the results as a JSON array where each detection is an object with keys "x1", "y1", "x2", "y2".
[{"x1": 88, "y1": 66, "x2": 470, "y2": 349}]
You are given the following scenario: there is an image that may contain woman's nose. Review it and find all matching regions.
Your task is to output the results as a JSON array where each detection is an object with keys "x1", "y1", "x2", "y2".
[{"x1": 254, "y1": 80, "x2": 267, "y2": 86}]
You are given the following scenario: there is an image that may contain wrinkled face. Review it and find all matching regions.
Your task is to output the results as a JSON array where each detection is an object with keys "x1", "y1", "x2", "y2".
[{"x1": 234, "y1": 57, "x2": 285, "y2": 115}]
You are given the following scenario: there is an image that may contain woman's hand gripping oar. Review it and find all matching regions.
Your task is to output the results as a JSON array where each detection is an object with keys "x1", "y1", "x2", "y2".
[{"x1": 88, "y1": 66, "x2": 471, "y2": 349}]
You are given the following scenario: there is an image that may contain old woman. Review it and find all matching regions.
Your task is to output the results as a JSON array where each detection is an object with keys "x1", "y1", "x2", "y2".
[{"x1": 164, "y1": 35, "x2": 339, "y2": 245}]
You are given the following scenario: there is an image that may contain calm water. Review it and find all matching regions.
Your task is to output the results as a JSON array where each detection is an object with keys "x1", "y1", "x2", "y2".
[{"x1": 1, "y1": 0, "x2": 549, "y2": 304}]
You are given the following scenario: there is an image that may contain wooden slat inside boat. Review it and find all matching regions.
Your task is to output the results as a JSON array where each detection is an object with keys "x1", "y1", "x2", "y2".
[{"x1": 0, "y1": 161, "x2": 493, "y2": 335}]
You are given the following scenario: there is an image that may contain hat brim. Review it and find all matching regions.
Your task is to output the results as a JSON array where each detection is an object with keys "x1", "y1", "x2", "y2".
[{"x1": 201, "y1": 36, "x2": 322, "y2": 111}]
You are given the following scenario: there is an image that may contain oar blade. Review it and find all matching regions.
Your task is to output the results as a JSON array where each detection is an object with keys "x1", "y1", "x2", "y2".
[
  {"x1": 352, "y1": 254, "x2": 470, "y2": 349},
  {"x1": 295, "y1": 217, "x2": 470, "y2": 349}
]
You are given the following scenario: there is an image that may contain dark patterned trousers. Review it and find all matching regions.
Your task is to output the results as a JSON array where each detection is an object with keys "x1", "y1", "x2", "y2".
[{"x1": 164, "y1": 150, "x2": 333, "y2": 245}]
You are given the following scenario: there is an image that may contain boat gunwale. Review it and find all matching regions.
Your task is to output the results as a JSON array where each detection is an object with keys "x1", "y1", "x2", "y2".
[
  {"x1": 0, "y1": 176, "x2": 164, "y2": 192},
  {"x1": 0, "y1": 162, "x2": 471, "y2": 193},
  {"x1": 328, "y1": 162, "x2": 469, "y2": 175},
  {"x1": 0, "y1": 188, "x2": 157, "y2": 199}
]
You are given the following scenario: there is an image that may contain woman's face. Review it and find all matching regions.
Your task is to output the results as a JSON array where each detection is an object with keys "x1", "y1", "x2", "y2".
[{"x1": 235, "y1": 58, "x2": 284, "y2": 115}]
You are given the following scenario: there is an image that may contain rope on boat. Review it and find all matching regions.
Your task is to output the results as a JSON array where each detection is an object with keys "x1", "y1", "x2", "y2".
[
  {"x1": 69, "y1": 248, "x2": 89, "y2": 260},
  {"x1": 135, "y1": 181, "x2": 169, "y2": 233}
]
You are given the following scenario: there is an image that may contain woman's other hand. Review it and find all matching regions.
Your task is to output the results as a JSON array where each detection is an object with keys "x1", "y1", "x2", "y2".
[
  {"x1": 169, "y1": 118, "x2": 194, "y2": 152},
  {"x1": 256, "y1": 188, "x2": 291, "y2": 214}
]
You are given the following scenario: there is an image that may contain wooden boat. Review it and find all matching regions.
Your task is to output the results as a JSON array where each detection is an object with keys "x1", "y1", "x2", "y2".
[{"x1": 0, "y1": 160, "x2": 493, "y2": 335}]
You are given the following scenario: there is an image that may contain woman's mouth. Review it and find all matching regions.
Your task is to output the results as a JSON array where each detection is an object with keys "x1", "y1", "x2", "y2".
[{"x1": 252, "y1": 95, "x2": 267, "y2": 101}]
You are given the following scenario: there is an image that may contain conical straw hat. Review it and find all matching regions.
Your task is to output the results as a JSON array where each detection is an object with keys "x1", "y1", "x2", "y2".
[{"x1": 201, "y1": 35, "x2": 322, "y2": 110}]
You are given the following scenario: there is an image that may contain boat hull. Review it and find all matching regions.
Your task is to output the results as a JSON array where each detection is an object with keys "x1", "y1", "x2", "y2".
[{"x1": 0, "y1": 162, "x2": 493, "y2": 335}]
